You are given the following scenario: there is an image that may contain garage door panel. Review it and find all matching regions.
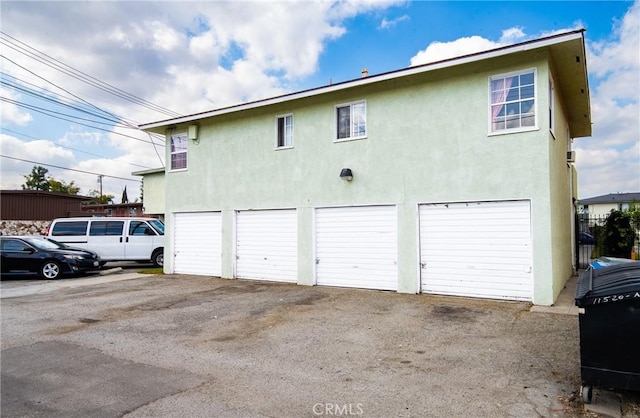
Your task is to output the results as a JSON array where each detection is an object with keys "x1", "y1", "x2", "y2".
[
  {"x1": 316, "y1": 206, "x2": 397, "y2": 291},
  {"x1": 420, "y1": 200, "x2": 532, "y2": 301},
  {"x1": 174, "y1": 212, "x2": 221, "y2": 276},
  {"x1": 236, "y1": 210, "x2": 297, "y2": 283}
]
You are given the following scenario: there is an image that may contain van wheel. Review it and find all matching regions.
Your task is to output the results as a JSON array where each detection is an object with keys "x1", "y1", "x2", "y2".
[
  {"x1": 41, "y1": 261, "x2": 62, "y2": 280},
  {"x1": 152, "y1": 249, "x2": 164, "y2": 268}
]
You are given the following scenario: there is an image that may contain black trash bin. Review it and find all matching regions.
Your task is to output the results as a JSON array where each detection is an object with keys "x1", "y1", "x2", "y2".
[{"x1": 575, "y1": 261, "x2": 640, "y2": 403}]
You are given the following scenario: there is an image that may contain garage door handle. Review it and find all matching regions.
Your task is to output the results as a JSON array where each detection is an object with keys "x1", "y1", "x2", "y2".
[{"x1": 421, "y1": 262, "x2": 426, "y2": 269}]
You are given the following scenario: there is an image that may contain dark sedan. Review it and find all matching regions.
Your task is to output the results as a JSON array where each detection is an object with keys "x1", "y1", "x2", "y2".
[{"x1": 0, "y1": 236, "x2": 101, "y2": 280}]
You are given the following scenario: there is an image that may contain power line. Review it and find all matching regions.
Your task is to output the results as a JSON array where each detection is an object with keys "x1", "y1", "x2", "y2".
[
  {"x1": 0, "y1": 31, "x2": 182, "y2": 118},
  {"x1": 1, "y1": 155, "x2": 142, "y2": 183},
  {"x1": 0, "y1": 32, "x2": 168, "y2": 166},
  {"x1": 1, "y1": 75, "x2": 124, "y2": 126},
  {"x1": 1, "y1": 96, "x2": 131, "y2": 129},
  {"x1": 0, "y1": 97, "x2": 165, "y2": 146},
  {"x1": 1, "y1": 128, "x2": 157, "y2": 169},
  {"x1": 1, "y1": 54, "x2": 143, "y2": 132}
]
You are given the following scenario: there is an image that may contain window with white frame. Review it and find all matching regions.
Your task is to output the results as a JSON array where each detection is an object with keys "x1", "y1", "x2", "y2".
[
  {"x1": 336, "y1": 100, "x2": 366, "y2": 141},
  {"x1": 276, "y1": 114, "x2": 293, "y2": 148},
  {"x1": 170, "y1": 132, "x2": 188, "y2": 170},
  {"x1": 489, "y1": 69, "x2": 536, "y2": 133}
]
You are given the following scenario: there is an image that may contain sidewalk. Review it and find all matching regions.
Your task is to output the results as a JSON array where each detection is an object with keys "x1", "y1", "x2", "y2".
[{"x1": 529, "y1": 275, "x2": 580, "y2": 316}]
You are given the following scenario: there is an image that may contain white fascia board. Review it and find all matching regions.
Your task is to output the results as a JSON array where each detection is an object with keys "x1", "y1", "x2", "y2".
[
  {"x1": 139, "y1": 30, "x2": 585, "y2": 131},
  {"x1": 132, "y1": 167, "x2": 165, "y2": 176}
]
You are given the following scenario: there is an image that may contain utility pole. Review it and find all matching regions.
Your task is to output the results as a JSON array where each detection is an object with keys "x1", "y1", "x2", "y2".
[{"x1": 97, "y1": 174, "x2": 103, "y2": 197}]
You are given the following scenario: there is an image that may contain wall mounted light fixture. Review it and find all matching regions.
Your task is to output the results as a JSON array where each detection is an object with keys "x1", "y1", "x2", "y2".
[
  {"x1": 188, "y1": 125, "x2": 199, "y2": 143},
  {"x1": 340, "y1": 168, "x2": 353, "y2": 181}
]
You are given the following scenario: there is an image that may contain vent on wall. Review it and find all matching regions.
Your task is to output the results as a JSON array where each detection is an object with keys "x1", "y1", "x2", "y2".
[{"x1": 567, "y1": 151, "x2": 576, "y2": 163}]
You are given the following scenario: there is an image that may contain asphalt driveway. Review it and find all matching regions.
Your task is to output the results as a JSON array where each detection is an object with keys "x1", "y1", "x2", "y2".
[{"x1": 0, "y1": 273, "x2": 635, "y2": 417}]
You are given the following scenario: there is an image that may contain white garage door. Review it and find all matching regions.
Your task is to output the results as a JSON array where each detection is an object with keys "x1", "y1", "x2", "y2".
[
  {"x1": 420, "y1": 200, "x2": 532, "y2": 301},
  {"x1": 236, "y1": 209, "x2": 297, "y2": 283},
  {"x1": 174, "y1": 212, "x2": 222, "y2": 276},
  {"x1": 315, "y1": 206, "x2": 397, "y2": 291}
]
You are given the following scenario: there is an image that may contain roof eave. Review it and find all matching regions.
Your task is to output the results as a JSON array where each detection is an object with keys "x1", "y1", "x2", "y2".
[{"x1": 139, "y1": 29, "x2": 589, "y2": 134}]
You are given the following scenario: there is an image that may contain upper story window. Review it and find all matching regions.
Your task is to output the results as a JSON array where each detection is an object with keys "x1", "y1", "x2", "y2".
[
  {"x1": 170, "y1": 132, "x2": 188, "y2": 170},
  {"x1": 276, "y1": 114, "x2": 293, "y2": 149},
  {"x1": 489, "y1": 69, "x2": 536, "y2": 133},
  {"x1": 335, "y1": 100, "x2": 366, "y2": 141}
]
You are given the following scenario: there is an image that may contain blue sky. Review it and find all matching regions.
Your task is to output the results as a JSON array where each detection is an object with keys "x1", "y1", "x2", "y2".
[{"x1": 1, "y1": 1, "x2": 638, "y2": 200}]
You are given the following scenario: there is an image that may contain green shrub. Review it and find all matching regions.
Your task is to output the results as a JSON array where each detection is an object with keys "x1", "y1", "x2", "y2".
[{"x1": 602, "y1": 210, "x2": 635, "y2": 258}]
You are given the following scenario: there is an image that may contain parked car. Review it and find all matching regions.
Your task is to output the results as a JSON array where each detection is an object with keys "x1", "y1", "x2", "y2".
[
  {"x1": 45, "y1": 217, "x2": 164, "y2": 267},
  {"x1": 578, "y1": 231, "x2": 596, "y2": 245},
  {"x1": 0, "y1": 236, "x2": 100, "y2": 280}
]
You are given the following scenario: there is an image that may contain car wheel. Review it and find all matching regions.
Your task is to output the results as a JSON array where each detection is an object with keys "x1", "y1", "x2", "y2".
[
  {"x1": 152, "y1": 249, "x2": 164, "y2": 268},
  {"x1": 41, "y1": 261, "x2": 62, "y2": 280}
]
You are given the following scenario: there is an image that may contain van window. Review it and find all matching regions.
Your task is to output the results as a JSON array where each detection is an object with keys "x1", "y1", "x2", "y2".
[
  {"x1": 89, "y1": 221, "x2": 124, "y2": 236},
  {"x1": 51, "y1": 221, "x2": 88, "y2": 236},
  {"x1": 148, "y1": 219, "x2": 165, "y2": 235},
  {"x1": 129, "y1": 221, "x2": 155, "y2": 236}
]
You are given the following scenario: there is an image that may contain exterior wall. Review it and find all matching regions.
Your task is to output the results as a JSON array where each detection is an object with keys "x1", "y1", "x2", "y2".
[
  {"x1": 586, "y1": 203, "x2": 619, "y2": 218},
  {"x1": 162, "y1": 50, "x2": 567, "y2": 304},
  {"x1": 545, "y1": 63, "x2": 576, "y2": 305},
  {"x1": 0, "y1": 191, "x2": 90, "y2": 221},
  {"x1": 142, "y1": 172, "x2": 165, "y2": 218}
]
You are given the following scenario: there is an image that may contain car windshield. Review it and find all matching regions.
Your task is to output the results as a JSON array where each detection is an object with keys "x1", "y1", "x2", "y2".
[
  {"x1": 22, "y1": 237, "x2": 66, "y2": 250},
  {"x1": 148, "y1": 219, "x2": 165, "y2": 235}
]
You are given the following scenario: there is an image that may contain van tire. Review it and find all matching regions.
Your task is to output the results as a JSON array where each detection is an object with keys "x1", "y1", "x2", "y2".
[
  {"x1": 41, "y1": 261, "x2": 62, "y2": 280},
  {"x1": 152, "y1": 249, "x2": 164, "y2": 268}
]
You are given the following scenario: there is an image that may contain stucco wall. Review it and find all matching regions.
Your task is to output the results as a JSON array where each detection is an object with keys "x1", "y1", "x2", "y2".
[
  {"x1": 142, "y1": 171, "x2": 166, "y2": 217},
  {"x1": 162, "y1": 50, "x2": 572, "y2": 305}
]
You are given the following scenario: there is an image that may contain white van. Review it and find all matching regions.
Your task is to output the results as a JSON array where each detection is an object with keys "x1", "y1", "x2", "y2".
[{"x1": 45, "y1": 217, "x2": 165, "y2": 267}]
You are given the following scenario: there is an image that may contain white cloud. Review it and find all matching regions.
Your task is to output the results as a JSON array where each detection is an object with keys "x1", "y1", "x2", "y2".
[
  {"x1": 0, "y1": 134, "x2": 75, "y2": 188},
  {"x1": 0, "y1": 87, "x2": 33, "y2": 126},
  {"x1": 578, "y1": 0, "x2": 640, "y2": 197},
  {"x1": 410, "y1": 35, "x2": 502, "y2": 66},
  {"x1": 499, "y1": 27, "x2": 526, "y2": 43},
  {"x1": 379, "y1": 15, "x2": 409, "y2": 30}
]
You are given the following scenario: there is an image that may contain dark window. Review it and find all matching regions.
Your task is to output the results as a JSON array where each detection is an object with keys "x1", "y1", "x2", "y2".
[
  {"x1": 51, "y1": 221, "x2": 88, "y2": 236},
  {"x1": 89, "y1": 221, "x2": 124, "y2": 236},
  {"x1": 129, "y1": 221, "x2": 154, "y2": 236},
  {"x1": 1, "y1": 239, "x2": 31, "y2": 252},
  {"x1": 276, "y1": 115, "x2": 293, "y2": 148}
]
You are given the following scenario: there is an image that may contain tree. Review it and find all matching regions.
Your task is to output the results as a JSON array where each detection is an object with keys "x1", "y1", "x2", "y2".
[
  {"x1": 603, "y1": 210, "x2": 635, "y2": 258},
  {"x1": 22, "y1": 166, "x2": 50, "y2": 191},
  {"x1": 121, "y1": 186, "x2": 129, "y2": 204},
  {"x1": 88, "y1": 189, "x2": 114, "y2": 204},
  {"x1": 48, "y1": 178, "x2": 80, "y2": 195}
]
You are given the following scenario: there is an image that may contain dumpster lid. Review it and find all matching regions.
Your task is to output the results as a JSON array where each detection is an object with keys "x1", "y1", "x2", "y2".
[{"x1": 575, "y1": 261, "x2": 640, "y2": 307}]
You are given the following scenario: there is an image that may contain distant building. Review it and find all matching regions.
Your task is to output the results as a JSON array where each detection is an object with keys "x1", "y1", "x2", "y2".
[
  {"x1": 132, "y1": 168, "x2": 165, "y2": 220},
  {"x1": 81, "y1": 202, "x2": 144, "y2": 217},
  {"x1": 578, "y1": 192, "x2": 640, "y2": 217},
  {"x1": 0, "y1": 190, "x2": 92, "y2": 221}
]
